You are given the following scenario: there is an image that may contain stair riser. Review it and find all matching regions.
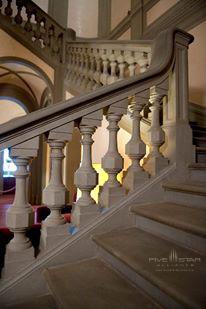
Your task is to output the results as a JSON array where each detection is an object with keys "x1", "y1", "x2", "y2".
[
  {"x1": 188, "y1": 170, "x2": 206, "y2": 182},
  {"x1": 194, "y1": 140, "x2": 206, "y2": 147},
  {"x1": 196, "y1": 153, "x2": 206, "y2": 163},
  {"x1": 164, "y1": 190, "x2": 206, "y2": 209},
  {"x1": 135, "y1": 215, "x2": 206, "y2": 255},
  {"x1": 97, "y1": 247, "x2": 183, "y2": 309}
]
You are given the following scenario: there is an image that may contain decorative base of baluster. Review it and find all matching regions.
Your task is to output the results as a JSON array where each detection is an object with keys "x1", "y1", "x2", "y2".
[
  {"x1": 99, "y1": 185, "x2": 126, "y2": 208},
  {"x1": 40, "y1": 223, "x2": 71, "y2": 251},
  {"x1": 71, "y1": 203, "x2": 100, "y2": 228},
  {"x1": 143, "y1": 155, "x2": 169, "y2": 176},
  {"x1": 2, "y1": 246, "x2": 34, "y2": 280},
  {"x1": 123, "y1": 167, "x2": 150, "y2": 191}
]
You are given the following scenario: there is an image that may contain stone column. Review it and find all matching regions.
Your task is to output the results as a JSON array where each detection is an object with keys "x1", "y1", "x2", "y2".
[
  {"x1": 123, "y1": 97, "x2": 149, "y2": 191},
  {"x1": 143, "y1": 86, "x2": 169, "y2": 175},
  {"x1": 99, "y1": 102, "x2": 127, "y2": 207},
  {"x1": 72, "y1": 126, "x2": 99, "y2": 227}
]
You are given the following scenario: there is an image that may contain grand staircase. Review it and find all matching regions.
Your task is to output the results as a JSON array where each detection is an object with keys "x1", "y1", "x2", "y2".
[
  {"x1": 0, "y1": 1, "x2": 206, "y2": 308},
  {"x1": 8, "y1": 179, "x2": 206, "y2": 308}
]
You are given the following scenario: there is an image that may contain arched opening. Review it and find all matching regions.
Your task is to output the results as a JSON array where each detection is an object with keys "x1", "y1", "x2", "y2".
[{"x1": 0, "y1": 99, "x2": 27, "y2": 196}]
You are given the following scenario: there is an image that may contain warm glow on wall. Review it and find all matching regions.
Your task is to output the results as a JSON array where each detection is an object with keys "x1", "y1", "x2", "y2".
[{"x1": 77, "y1": 163, "x2": 123, "y2": 203}]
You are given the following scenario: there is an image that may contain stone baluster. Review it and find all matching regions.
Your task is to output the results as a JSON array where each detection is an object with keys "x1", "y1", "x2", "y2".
[
  {"x1": 93, "y1": 49, "x2": 102, "y2": 89},
  {"x1": 125, "y1": 51, "x2": 136, "y2": 77},
  {"x1": 72, "y1": 110, "x2": 103, "y2": 227},
  {"x1": 100, "y1": 49, "x2": 109, "y2": 86},
  {"x1": 14, "y1": 0, "x2": 23, "y2": 25},
  {"x1": 107, "y1": 51, "x2": 118, "y2": 85},
  {"x1": 87, "y1": 50, "x2": 96, "y2": 91},
  {"x1": 77, "y1": 50, "x2": 85, "y2": 88},
  {"x1": 81, "y1": 49, "x2": 90, "y2": 91},
  {"x1": 3, "y1": 137, "x2": 39, "y2": 278},
  {"x1": 135, "y1": 51, "x2": 149, "y2": 73},
  {"x1": 99, "y1": 101, "x2": 127, "y2": 208},
  {"x1": 123, "y1": 96, "x2": 149, "y2": 191},
  {"x1": 4, "y1": 0, "x2": 13, "y2": 16},
  {"x1": 74, "y1": 49, "x2": 80, "y2": 86},
  {"x1": 41, "y1": 122, "x2": 74, "y2": 249},
  {"x1": 117, "y1": 52, "x2": 126, "y2": 80},
  {"x1": 143, "y1": 86, "x2": 169, "y2": 175},
  {"x1": 6, "y1": 137, "x2": 39, "y2": 252}
]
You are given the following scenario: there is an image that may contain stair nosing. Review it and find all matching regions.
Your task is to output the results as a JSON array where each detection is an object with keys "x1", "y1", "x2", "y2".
[
  {"x1": 162, "y1": 183, "x2": 206, "y2": 196},
  {"x1": 131, "y1": 202, "x2": 206, "y2": 238}
]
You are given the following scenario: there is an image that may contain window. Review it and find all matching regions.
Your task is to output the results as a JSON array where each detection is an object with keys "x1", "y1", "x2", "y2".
[{"x1": 3, "y1": 148, "x2": 17, "y2": 177}]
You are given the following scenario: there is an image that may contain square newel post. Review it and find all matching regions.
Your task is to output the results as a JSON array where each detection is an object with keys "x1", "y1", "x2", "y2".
[
  {"x1": 123, "y1": 96, "x2": 149, "y2": 191},
  {"x1": 72, "y1": 110, "x2": 103, "y2": 228},
  {"x1": 41, "y1": 123, "x2": 74, "y2": 250},
  {"x1": 99, "y1": 101, "x2": 127, "y2": 208},
  {"x1": 162, "y1": 31, "x2": 195, "y2": 167},
  {"x1": 143, "y1": 86, "x2": 169, "y2": 176},
  {"x1": 4, "y1": 137, "x2": 39, "y2": 279}
]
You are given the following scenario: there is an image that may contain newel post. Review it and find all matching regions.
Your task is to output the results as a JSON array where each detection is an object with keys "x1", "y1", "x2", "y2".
[{"x1": 162, "y1": 30, "x2": 195, "y2": 167}]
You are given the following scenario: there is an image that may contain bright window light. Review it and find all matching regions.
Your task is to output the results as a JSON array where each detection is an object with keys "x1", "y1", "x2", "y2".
[{"x1": 3, "y1": 149, "x2": 17, "y2": 177}]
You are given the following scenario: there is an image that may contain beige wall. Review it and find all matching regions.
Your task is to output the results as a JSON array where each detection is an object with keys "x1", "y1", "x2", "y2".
[
  {"x1": 0, "y1": 29, "x2": 54, "y2": 83},
  {"x1": 189, "y1": 21, "x2": 206, "y2": 107},
  {"x1": 111, "y1": 0, "x2": 130, "y2": 30},
  {"x1": 146, "y1": 0, "x2": 179, "y2": 26},
  {"x1": 67, "y1": 0, "x2": 98, "y2": 37},
  {"x1": 32, "y1": 0, "x2": 49, "y2": 12},
  {"x1": 0, "y1": 100, "x2": 26, "y2": 124}
]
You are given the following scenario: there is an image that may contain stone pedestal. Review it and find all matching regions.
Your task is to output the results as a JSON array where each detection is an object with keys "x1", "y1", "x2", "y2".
[
  {"x1": 2, "y1": 246, "x2": 34, "y2": 279},
  {"x1": 99, "y1": 185, "x2": 126, "y2": 208},
  {"x1": 40, "y1": 224, "x2": 71, "y2": 251}
]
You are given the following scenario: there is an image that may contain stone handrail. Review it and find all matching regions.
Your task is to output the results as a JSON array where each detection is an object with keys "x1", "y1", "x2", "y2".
[
  {"x1": 65, "y1": 40, "x2": 152, "y2": 95},
  {"x1": 0, "y1": 28, "x2": 195, "y2": 276},
  {"x1": 0, "y1": 0, "x2": 67, "y2": 66}
]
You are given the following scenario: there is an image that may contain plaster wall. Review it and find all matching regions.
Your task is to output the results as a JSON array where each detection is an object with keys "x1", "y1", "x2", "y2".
[
  {"x1": 146, "y1": 0, "x2": 180, "y2": 26},
  {"x1": 111, "y1": 0, "x2": 130, "y2": 30},
  {"x1": 32, "y1": 0, "x2": 49, "y2": 12},
  {"x1": 0, "y1": 29, "x2": 54, "y2": 83},
  {"x1": 0, "y1": 100, "x2": 26, "y2": 124},
  {"x1": 67, "y1": 0, "x2": 98, "y2": 38}
]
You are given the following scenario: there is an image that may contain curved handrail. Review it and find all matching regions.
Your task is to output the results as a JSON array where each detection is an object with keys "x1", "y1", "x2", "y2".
[{"x1": 0, "y1": 28, "x2": 193, "y2": 150}]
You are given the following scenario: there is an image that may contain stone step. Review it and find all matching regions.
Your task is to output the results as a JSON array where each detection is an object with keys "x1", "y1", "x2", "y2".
[
  {"x1": 93, "y1": 228, "x2": 206, "y2": 309},
  {"x1": 7, "y1": 294, "x2": 57, "y2": 309},
  {"x1": 162, "y1": 181, "x2": 206, "y2": 209},
  {"x1": 188, "y1": 163, "x2": 206, "y2": 182},
  {"x1": 43, "y1": 258, "x2": 160, "y2": 309},
  {"x1": 194, "y1": 137, "x2": 206, "y2": 147},
  {"x1": 196, "y1": 147, "x2": 206, "y2": 163},
  {"x1": 131, "y1": 202, "x2": 206, "y2": 253}
]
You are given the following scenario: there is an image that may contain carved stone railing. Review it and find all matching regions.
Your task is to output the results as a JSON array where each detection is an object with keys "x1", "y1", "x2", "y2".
[
  {"x1": 65, "y1": 41, "x2": 152, "y2": 95},
  {"x1": 0, "y1": 29, "x2": 195, "y2": 280},
  {"x1": 0, "y1": 0, "x2": 69, "y2": 66}
]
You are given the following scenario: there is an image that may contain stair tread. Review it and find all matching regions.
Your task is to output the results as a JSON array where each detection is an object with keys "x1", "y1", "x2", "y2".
[
  {"x1": 93, "y1": 228, "x2": 206, "y2": 309},
  {"x1": 7, "y1": 295, "x2": 56, "y2": 309},
  {"x1": 131, "y1": 202, "x2": 206, "y2": 238},
  {"x1": 43, "y1": 258, "x2": 160, "y2": 309},
  {"x1": 189, "y1": 163, "x2": 206, "y2": 170},
  {"x1": 196, "y1": 146, "x2": 206, "y2": 152},
  {"x1": 163, "y1": 181, "x2": 206, "y2": 196}
]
